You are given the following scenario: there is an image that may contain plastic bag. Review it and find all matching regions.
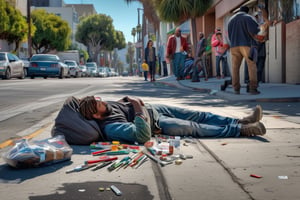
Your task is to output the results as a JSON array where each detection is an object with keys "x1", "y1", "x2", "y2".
[{"x1": 2, "y1": 135, "x2": 73, "y2": 168}]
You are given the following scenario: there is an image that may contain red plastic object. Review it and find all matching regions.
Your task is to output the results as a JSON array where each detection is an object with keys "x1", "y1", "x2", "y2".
[
  {"x1": 85, "y1": 156, "x2": 118, "y2": 164},
  {"x1": 92, "y1": 148, "x2": 110, "y2": 156},
  {"x1": 250, "y1": 174, "x2": 262, "y2": 178}
]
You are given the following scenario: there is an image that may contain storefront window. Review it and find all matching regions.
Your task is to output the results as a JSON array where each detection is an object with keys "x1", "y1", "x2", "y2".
[{"x1": 269, "y1": 0, "x2": 300, "y2": 23}]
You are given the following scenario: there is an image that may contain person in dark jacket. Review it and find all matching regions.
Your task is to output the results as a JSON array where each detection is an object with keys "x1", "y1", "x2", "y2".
[
  {"x1": 144, "y1": 40, "x2": 157, "y2": 82},
  {"x1": 228, "y1": 6, "x2": 261, "y2": 95}
]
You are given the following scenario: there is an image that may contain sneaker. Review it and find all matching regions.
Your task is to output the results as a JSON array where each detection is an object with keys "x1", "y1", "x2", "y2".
[
  {"x1": 239, "y1": 105, "x2": 263, "y2": 124},
  {"x1": 240, "y1": 122, "x2": 266, "y2": 137}
]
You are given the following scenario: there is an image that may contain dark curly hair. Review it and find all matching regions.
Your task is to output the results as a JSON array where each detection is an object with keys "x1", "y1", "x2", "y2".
[{"x1": 79, "y1": 96, "x2": 97, "y2": 120}]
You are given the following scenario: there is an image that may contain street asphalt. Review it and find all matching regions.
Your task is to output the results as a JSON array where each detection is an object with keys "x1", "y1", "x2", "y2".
[{"x1": 0, "y1": 75, "x2": 300, "y2": 200}]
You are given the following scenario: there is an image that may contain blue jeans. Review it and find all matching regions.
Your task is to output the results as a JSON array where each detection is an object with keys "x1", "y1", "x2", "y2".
[
  {"x1": 172, "y1": 52, "x2": 186, "y2": 78},
  {"x1": 143, "y1": 71, "x2": 148, "y2": 80},
  {"x1": 152, "y1": 104, "x2": 241, "y2": 137},
  {"x1": 216, "y1": 56, "x2": 229, "y2": 77}
]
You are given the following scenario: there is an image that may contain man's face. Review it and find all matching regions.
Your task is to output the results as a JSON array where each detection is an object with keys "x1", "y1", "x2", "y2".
[
  {"x1": 92, "y1": 97, "x2": 112, "y2": 119},
  {"x1": 175, "y1": 29, "x2": 181, "y2": 37}
]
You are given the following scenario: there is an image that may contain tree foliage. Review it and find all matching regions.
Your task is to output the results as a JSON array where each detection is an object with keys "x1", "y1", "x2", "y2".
[
  {"x1": 126, "y1": 42, "x2": 135, "y2": 74},
  {"x1": 0, "y1": 0, "x2": 34, "y2": 51},
  {"x1": 76, "y1": 14, "x2": 125, "y2": 62},
  {"x1": 154, "y1": 0, "x2": 212, "y2": 53},
  {"x1": 31, "y1": 9, "x2": 71, "y2": 54}
]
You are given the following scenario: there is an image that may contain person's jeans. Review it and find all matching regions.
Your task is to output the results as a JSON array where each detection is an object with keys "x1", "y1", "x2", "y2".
[
  {"x1": 244, "y1": 56, "x2": 266, "y2": 84},
  {"x1": 143, "y1": 71, "x2": 148, "y2": 80},
  {"x1": 172, "y1": 52, "x2": 186, "y2": 78},
  {"x1": 162, "y1": 61, "x2": 168, "y2": 76},
  {"x1": 151, "y1": 104, "x2": 241, "y2": 138},
  {"x1": 216, "y1": 55, "x2": 229, "y2": 77},
  {"x1": 148, "y1": 61, "x2": 156, "y2": 80}
]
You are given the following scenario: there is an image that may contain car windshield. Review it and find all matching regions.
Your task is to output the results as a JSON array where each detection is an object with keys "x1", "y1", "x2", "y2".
[
  {"x1": 31, "y1": 55, "x2": 58, "y2": 62},
  {"x1": 86, "y1": 63, "x2": 96, "y2": 68},
  {"x1": 65, "y1": 61, "x2": 76, "y2": 66},
  {"x1": 0, "y1": 53, "x2": 5, "y2": 61}
]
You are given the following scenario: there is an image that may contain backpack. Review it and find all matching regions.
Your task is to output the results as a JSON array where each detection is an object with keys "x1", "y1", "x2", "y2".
[{"x1": 51, "y1": 96, "x2": 106, "y2": 145}]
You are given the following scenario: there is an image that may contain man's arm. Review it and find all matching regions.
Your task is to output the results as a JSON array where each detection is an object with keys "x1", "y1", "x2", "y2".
[{"x1": 104, "y1": 118, "x2": 151, "y2": 144}]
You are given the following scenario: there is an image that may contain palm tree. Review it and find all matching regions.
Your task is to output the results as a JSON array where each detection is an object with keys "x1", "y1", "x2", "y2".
[
  {"x1": 154, "y1": 0, "x2": 212, "y2": 53},
  {"x1": 131, "y1": 27, "x2": 136, "y2": 43},
  {"x1": 125, "y1": 0, "x2": 160, "y2": 31}
]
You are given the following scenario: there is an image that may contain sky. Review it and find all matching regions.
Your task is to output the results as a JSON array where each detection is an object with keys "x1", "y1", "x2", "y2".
[{"x1": 64, "y1": 0, "x2": 143, "y2": 43}]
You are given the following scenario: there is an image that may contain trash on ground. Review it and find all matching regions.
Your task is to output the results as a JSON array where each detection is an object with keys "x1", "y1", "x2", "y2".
[
  {"x1": 2, "y1": 135, "x2": 72, "y2": 168},
  {"x1": 278, "y1": 175, "x2": 288, "y2": 180},
  {"x1": 250, "y1": 174, "x2": 263, "y2": 178}
]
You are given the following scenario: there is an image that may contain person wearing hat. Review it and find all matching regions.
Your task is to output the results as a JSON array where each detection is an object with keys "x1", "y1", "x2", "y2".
[{"x1": 227, "y1": 6, "x2": 261, "y2": 95}]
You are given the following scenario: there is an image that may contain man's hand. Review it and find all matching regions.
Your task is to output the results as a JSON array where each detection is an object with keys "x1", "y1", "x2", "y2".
[{"x1": 122, "y1": 96, "x2": 144, "y2": 106}]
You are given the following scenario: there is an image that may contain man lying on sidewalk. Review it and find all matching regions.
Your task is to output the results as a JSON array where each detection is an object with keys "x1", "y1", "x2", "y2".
[{"x1": 76, "y1": 96, "x2": 266, "y2": 144}]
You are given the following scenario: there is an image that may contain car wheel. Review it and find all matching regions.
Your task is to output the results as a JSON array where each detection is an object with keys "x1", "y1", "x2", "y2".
[
  {"x1": 30, "y1": 76, "x2": 35, "y2": 79},
  {"x1": 4, "y1": 68, "x2": 11, "y2": 80},
  {"x1": 44, "y1": 76, "x2": 47, "y2": 79},
  {"x1": 59, "y1": 68, "x2": 64, "y2": 79}
]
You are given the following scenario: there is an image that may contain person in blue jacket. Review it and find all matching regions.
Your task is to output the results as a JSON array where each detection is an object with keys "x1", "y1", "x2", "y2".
[{"x1": 79, "y1": 96, "x2": 266, "y2": 144}]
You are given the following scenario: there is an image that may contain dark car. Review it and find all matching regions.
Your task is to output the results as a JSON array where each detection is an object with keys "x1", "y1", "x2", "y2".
[
  {"x1": 27, "y1": 54, "x2": 69, "y2": 79},
  {"x1": 0, "y1": 52, "x2": 26, "y2": 79}
]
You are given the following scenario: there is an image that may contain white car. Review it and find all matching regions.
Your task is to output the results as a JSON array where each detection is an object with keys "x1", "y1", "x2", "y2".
[
  {"x1": 86, "y1": 62, "x2": 98, "y2": 77},
  {"x1": 0, "y1": 52, "x2": 25, "y2": 79},
  {"x1": 64, "y1": 60, "x2": 82, "y2": 78}
]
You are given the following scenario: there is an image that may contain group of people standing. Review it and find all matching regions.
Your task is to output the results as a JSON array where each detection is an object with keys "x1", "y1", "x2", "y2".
[{"x1": 142, "y1": 5, "x2": 267, "y2": 95}]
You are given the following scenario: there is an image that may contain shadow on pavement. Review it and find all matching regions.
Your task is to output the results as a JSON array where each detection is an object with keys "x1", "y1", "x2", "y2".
[
  {"x1": 0, "y1": 160, "x2": 72, "y2": 183},
  {"x1": 29, "y1": 181, "x2": 154, "y2": 200}
]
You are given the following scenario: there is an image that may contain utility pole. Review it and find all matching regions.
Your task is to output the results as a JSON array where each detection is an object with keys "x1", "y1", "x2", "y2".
[
  {"x1": 27, "y1": 0, "x2": 32, "y2": 58},
  {"x1": 137, "y1": 8, "x2": 144, "y2": 76}
]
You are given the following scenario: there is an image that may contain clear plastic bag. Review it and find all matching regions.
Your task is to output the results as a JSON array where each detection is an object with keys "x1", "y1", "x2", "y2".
[{"x1": 2, "y1": 135, "x2": 73, "y2": 168}]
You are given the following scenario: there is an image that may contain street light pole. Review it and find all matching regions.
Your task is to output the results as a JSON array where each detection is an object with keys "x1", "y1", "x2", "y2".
[
  {"x1": 27, "y1": 0, "x2": 32, "y2": 58},
  {"x1": 137, "y1": 8, "x2": 144, "y2": 76}
]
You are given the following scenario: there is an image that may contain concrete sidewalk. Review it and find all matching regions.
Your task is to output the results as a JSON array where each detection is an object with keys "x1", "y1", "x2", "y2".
[
  {"x1": 157, "y1": 76, "x2": 300, "y2": 102},
  {"x1": 1, "y1": 76, "x2": 300, "y2": 200}
]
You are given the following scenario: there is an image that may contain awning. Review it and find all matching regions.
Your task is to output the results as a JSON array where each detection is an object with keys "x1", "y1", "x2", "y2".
[{"x1": 167, "y1": 20, "x2": 190, "y2": 35}]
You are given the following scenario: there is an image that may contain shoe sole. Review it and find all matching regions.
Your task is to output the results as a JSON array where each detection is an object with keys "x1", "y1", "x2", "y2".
[{"x1": 257, "y1": 122, "x2": 266, "y2": 135}]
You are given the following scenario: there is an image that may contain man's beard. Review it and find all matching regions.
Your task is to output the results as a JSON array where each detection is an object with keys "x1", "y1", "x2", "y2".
[{"x1": 102, "y1": 103, "x2": 113, "y2": 118}]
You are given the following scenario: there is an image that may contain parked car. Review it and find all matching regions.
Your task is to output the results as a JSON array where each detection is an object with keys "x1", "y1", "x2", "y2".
[
  {"x1": 0, "y1": 52, "x2": 26, "y2": 79},
  {"x1": 98, "y1": 67, "x2": 109, "y2": 77},
  {"x1": 27, "y1": 54, "x2": 69, "y2": 79},
  {"x1": 86, "y1": 62, "x2": 98, "y2": 77},
  {"x1": 79, "y1": 65, "x2": 89, "y2": 77},
  {"x1": 106, "y1": 67, "x2": 117, "y2": 77},
  {"x1": 122, "y1": 71, "x2": 129, "y2": 77},
  {"x1": 64, "y1": 60, "x2": 82, "y2": 78}
]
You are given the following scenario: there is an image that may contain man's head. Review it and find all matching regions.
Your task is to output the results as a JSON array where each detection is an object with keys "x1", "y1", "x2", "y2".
[
  {"x1": 175, "y1": 27, "x2": 181, "y2": 37},
  {"x1": 240, "y1": 6, "x2": 249, "y2": 13},
  {"x1": 199, "y1": 32, "x2": 204, "y2": 39},
  {"x1": 79, "y1": 96, "x2": 112, "y2": 120}
]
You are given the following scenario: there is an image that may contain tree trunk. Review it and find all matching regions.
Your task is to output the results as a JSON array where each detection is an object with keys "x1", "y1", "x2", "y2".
[{"x1": 190, "y1": 17, "x2": 198, "y2": 56}]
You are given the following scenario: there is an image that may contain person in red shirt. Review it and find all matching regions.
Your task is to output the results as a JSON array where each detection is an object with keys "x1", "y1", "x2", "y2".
[{"x1": 166, "y1": 27, "x2": 188, "y2": 80}]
